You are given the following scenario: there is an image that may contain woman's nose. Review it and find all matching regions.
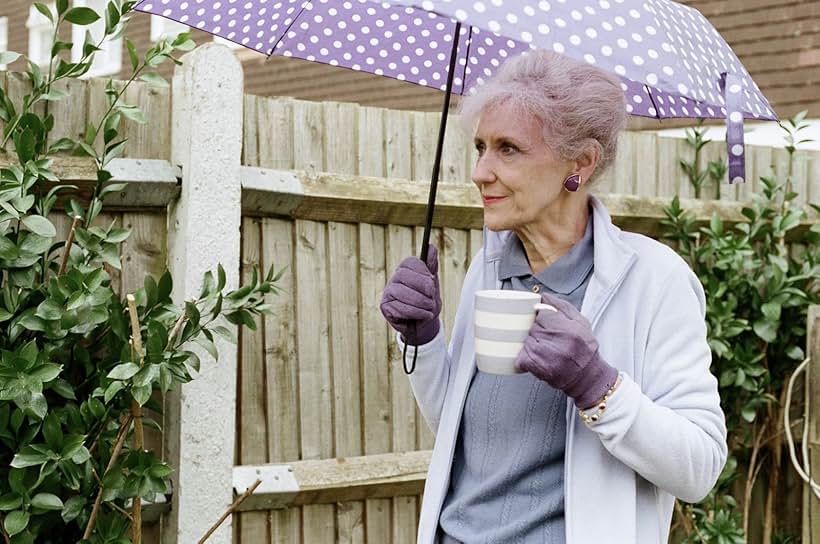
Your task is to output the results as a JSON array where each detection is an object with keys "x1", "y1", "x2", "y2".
[{"x1": 472, "y1": 154, "x2": 496, "y2": 187}]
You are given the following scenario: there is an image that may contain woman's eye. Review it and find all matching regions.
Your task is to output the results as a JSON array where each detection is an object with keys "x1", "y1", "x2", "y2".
[
  {"x1": 475, "y1": 143, "x2": 485, "y2": 156},
  {"x1": 500, "y1": 144, "x2": 516, "y2": 155}
]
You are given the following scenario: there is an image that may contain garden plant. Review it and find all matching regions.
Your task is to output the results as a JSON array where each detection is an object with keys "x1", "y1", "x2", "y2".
[
  {"x1": 665, "y1": 115, "x2": 820, "y2": 543},
  {"x1": 0, "y1": 1, "x2": 279, "y2": 542}
]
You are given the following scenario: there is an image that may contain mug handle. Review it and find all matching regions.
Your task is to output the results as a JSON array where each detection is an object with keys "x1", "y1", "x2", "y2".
[{"x1": 534, "y1": 303, "x2": 558, "y2": 313}]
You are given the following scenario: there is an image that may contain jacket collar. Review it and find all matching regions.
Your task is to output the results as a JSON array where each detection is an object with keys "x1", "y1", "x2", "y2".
[{"x1": 483, "y1": 196, "x2": 637, "y2": 320}]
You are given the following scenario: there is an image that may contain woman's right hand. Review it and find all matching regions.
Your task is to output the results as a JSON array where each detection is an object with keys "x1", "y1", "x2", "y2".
[{"x1": 379, "y1": 245, "x2": 441, "y2": 345}]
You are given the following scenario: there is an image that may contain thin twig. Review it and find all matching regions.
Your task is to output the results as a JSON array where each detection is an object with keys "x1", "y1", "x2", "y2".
[
  {"x1": 166, "y1": 311, "x2": 187, "y2": 351},
  {"x1": 106, "y1": 500, "x2": 134, "y2": 522},
  {"x1": 83, "y1": 415, "x2": 133, "y2": 540},
  {"x1": 126, "y1": 294, "x2": 144, "y2": 544},
  {"x1": 57, "y1": 216, "x2": 82, "y2": 276},
  {"x1": 198, "y1": 479, "x2": 262, "y2": 543}
]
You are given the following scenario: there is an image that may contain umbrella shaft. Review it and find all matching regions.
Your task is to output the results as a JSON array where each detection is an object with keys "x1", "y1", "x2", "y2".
[{"x1": 420, "y1": 21, "x2": 463, "y2": 263}]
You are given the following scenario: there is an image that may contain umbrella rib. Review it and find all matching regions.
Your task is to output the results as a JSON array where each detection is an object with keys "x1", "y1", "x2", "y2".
[
  {"x1": 266, "y1": 0, "x2": 313, "y2": 58},
  {"x1": 460, "y1": 25, "x2": 474, "y2": 93},
  {"x1": 645, "y1": 84, "x2": 662, "y2": 121}
]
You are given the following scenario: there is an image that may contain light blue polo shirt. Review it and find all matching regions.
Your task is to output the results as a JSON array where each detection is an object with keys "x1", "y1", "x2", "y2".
[{"x1": 439, "y1": 216, "x2": 594, "y2": 544}]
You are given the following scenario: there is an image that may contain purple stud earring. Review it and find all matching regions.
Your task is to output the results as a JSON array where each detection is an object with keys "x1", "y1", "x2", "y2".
[{"x1": 563, "y1": 174, "x2": 581, "y2": 192}]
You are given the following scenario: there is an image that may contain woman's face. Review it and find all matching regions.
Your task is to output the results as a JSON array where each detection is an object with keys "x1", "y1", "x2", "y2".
[{"x1": 471, "y1": 102, "x2": 576, "y2": 232}]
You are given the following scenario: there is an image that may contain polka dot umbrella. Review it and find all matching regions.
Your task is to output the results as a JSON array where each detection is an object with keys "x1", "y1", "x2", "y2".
[{"x1": 134, "y1": 0, "x2": 775, "y2": 254}]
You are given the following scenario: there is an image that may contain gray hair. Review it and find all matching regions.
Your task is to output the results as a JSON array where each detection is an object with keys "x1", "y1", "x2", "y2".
[{"x1": 458, "y1": 50, "x2": 627, "y2": 179}]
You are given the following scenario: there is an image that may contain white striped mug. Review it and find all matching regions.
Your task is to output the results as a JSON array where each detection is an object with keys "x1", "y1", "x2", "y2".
[{"x1": 474, "y1": 289, "x2": 557, "y2": 375}]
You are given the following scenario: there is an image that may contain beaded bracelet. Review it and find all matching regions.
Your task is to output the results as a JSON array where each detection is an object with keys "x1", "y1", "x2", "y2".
[{"x1": 579, "y1": 375, "x2": 623, "y2": 426}]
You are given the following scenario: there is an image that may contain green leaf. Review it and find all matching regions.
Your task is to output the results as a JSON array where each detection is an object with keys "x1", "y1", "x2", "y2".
[
  {"x1": 753, "y1": 320, "x2": 778, "y2": 343},
  {"x1": 786, "y1": 346, "x2": 805, "y2": 360},
  {"x1": 0, "y1": 494, "x2": 22, "y2": 511},
  {"x1": 61, "y1": 496, "x2": 84, "y2": 522},
  {"x1": 126, "y1": 38, "x2": 139, "y2": 71},
  {"x1": 107, "y1": 362, "x2": 140, "y2": 380},
  {"x1": 64, "y1": 6, "x2": 99, "y2": 25},
  {"x1": 21, "y1": 215, "x2": 56, "y2": 238},
  {"x1": 103, "y1": 380, "x2": 125, "y2": 403},
  {"x1": 30, "y1": 364, "x2": 61, "y2": 383},
  {"x1": 148, "y1": 463, "x2": 173, "y2": 478},
  {"x1": 4, "y1": 510, "x2": 29, "y2": 537},
  {"x1": 741, "y1": 405, "x2": 757, "y2": 423},
  {"x1": 210, "y1": 325, "x2": 236, "y2": 344},
  {"x1": 761, "y1": 301, "x2": 781, "y2": 321},
  {"x1": 138, "y1": 72, "x2": 169, "y2": 88},
  {"x1": 42, "y1": 413, "x2": 63, "y2": 451},
  {"x1": 30, "y1": 493, "x2": 63, "y2": 511},
  {"x1": 193, "y1": 335, "x2": 218, "y2": 361},
  {"x1": 0, "y1": 52, "x2": 21, "y2": 66},
  {"x1": 10, "y1": 448, "x2": 48, "y2": 468},
  {"x1": 33, "y1": 3, "x2": 54, "y2": 23},
  {"x1": 35, "y1": 299, "x2": 62, "y2": 321},
  {"x1": 132, "y1": 384, "x2": 152, "y2": 406}
]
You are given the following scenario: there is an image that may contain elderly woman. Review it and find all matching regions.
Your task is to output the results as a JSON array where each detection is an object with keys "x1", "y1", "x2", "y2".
[{"x1": 379, "y1": 50, "x2": 727, "y2": 543}]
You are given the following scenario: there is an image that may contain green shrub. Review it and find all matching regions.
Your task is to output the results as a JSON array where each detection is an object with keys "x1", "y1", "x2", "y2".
[
  {"x1": 664, "y1": 116, "x2": 819, "y2": 543},
  {"x1": 0, "y1": 2, "x2": 279, "y2": 542}
]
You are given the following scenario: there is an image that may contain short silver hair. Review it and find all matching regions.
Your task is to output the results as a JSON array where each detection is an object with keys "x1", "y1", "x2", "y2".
[{"x1": 458, "y1": 50, "x2": 627, "y2": 179}]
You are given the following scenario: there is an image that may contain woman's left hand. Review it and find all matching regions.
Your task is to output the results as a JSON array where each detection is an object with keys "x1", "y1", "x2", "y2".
[{"x1": 515, "y1": 293, "x2": 619, "y2": 409}]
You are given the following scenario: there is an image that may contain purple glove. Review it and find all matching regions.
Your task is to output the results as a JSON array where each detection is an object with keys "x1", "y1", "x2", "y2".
[
  {"x1": 515, "y1": 293, "x2": 619, "y2": 409},
  {"x1": 380, "y1": 245, "x2": 441, "y2": 345}
]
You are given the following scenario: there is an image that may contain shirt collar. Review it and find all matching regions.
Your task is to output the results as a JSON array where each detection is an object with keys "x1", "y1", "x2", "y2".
[{"x1": 497, "y1": 215, "x2": 594, "y2": 295}]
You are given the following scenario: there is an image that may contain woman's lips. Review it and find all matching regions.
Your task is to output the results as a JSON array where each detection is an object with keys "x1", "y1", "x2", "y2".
[{"x1": 482, "y1": 195, "x2": 507, "y2": 206}]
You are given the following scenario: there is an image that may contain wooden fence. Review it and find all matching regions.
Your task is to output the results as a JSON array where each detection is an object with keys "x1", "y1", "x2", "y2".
[{"x1": 2, "y1": 42, "x2": 820, "y2": 543}]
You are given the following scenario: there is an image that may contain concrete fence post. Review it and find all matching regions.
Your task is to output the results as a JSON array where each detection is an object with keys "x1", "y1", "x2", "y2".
[{"x1": 162, "y1": 43, "x2": 243, "y2": 544}]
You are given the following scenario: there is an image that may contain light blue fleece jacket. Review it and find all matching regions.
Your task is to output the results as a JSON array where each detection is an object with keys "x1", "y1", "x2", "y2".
[{"x1": 398, "y1": 197, "x2": 728, "y2": 543}]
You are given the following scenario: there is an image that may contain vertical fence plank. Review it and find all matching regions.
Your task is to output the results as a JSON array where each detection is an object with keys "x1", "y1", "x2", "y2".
[
  {"x1": 48, "y1": 78, "x2": 88, "y2": 147},
  {"x1": 633, "y1": 132, "x2": 658, "y2": 197},
  {"x1": 237, "y1": 216, "x2": 270, "y2": 543},
  {"x1": 806, "y1": 306, "x2": 820, "y2": 542},
  {"x1": 258, "y1": 97, "x2": 295, "y2": 170},
  {"x1": 324, "y1": 101, "x2": 359, "y2": 176},
  {"x1": 441, "y1": 114, "x2": 468, "y2": 184},
  {"x1": 329, "y1": 221, "x2": 365, "y2": 543},
  {"x1": 123, "y1": 82, "x2": 171, "y2": 160},
  {"x1": 358, "y1": 107, "x2": 386, "y2": 178},
  {"x1": 295, "y1": 219, "x2": 336, "y2": 541},
  {"x1": 808, "y1": 152, "x2": 820, "y2": 205},
  {"x1": 242, "y1": 95, "x2": 260, "y2": 166},
  {"x1": 699, "y1": 140, "x2": 725, "y2": 201},
  {"x1": 118, "y1": 212, "x2": 166, "y2": 543},
  {"x1": 470, "y1": 229, "x2": 484, "y2": 260},
  {"x1": 385, "y1": 109, "x2": 413, "y2": 181},
  {"x1": 358, "y1": 223, "x2": 393, "y2": 543},
  {"x1": 387, "y1": 225, "x2": 419, "y2": 543},
  {"x1": 656, "y1": 136, "x2": 688, "y2": 199},
  {"x1": 261, "y1": 218, "x2": 302, "y2": 543},
  {"x1": 411, "y1": 112, "x2": 438, "y2": 183},
  {"x1": 293, "y1": 100, "x2": 326, "y2": 175},
  {"x1": 790, "y1": 150, "x2": 809, "y2": 206},
  {"x1": 613, "y1": 132, "x2": 636, "y2": 194}
]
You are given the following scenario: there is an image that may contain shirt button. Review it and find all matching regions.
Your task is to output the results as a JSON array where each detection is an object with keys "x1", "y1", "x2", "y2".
[{"x1": 532, "y1": 284, "x2": 541, "y2": 293}]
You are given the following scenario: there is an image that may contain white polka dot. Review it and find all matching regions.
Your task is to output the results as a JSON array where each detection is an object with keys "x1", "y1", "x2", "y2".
[
  {"x1": 729, "y1": 84, "x2": 742, "y2": 94},
  {"x1": 632, "y1": 95, "x2": 643, "y2": 104},
  {"x1": 570, "y1": 35, "x2": 582, "y2": 45},
  {"x1": 731, "y1": 144, "x2": 744, "y2": 156},
  {"x1": 729, "y1": 112, "x2": 743, "y2": 123},
  {"x1": 615, "y1": 64, "x2": 626, "y2": 75},
  {"x1": 601, "y1": 45, "x2": 613, "y2": 56},
  {"x1": 633, "y1": 55, "x2": 644, "y2": 65},
  {"x1": 677, "y1": 83, "x2": 689, "y2": 95},
  {"x1": 731, "y1": 176, "x2": 744, "y2": 184},
  {"x1": 584, "y1": 53, "x2": 596, "y2": 64},
  {"x1": 553, "y1": 42, "x2": 565, "y2": 53},
  {"x1": 646, "y1": 73, "x2": 658, "y2": 85}
]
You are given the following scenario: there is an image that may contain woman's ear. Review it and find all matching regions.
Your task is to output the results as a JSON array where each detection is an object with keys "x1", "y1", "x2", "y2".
[{"x1": 573, "y1": 141, "x2": 602, "y2": 185}]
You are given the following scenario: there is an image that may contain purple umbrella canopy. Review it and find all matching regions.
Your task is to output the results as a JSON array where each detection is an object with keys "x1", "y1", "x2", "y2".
[{"x1": 135, "y1": 0, "x2": 776, "y2": 185}]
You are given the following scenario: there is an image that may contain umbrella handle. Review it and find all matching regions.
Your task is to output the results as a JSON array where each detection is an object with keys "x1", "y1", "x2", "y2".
[{"x1": 419, "y1": 20, "x2": 464, "y2": 264}]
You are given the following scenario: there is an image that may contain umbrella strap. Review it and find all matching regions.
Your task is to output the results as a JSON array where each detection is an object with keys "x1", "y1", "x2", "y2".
[
  {"x1": 402, "y1": 339, "x2": 418, "y2": 374},
  {"x1": 724, "y1": 73, "x2": 746, "y2": 184}
]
